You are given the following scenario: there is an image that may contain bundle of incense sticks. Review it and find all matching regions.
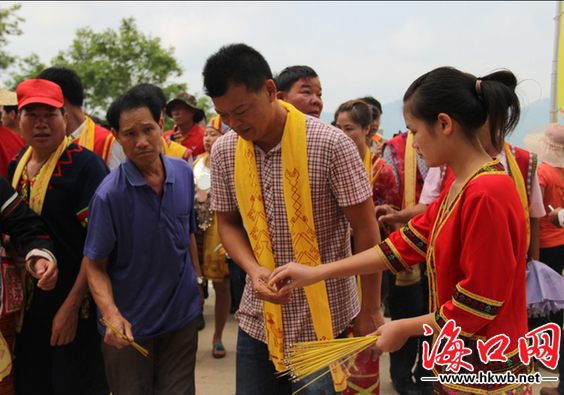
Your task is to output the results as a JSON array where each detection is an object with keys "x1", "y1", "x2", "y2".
[
  {"x1": 100, "y1": 318, "x2": 161, "y2": 366},
  {"x1": 281, "y1": 335, "x2": 379, "y2": 385}
]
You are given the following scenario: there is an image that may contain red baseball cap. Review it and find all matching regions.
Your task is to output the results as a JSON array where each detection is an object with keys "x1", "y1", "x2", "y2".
[{"x1": 16, "y1": 79, "x2": 64, "y2": 110}]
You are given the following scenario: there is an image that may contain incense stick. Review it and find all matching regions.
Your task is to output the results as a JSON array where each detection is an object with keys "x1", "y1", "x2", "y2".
[
  {"x1": 100, "y1": 318, "x2": 161, "y2": 366},
  {"x1": 259, "y1": 278, "x2": 279, "y2": 294},
  {"x1": 280, "y1": 335, "x2": 379, "y2": 389}
]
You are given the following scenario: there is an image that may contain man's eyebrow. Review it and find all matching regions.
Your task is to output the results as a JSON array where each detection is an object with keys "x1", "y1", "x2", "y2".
[{"x1": 216, "y1": 103, "x2": 247, "y2": 114}]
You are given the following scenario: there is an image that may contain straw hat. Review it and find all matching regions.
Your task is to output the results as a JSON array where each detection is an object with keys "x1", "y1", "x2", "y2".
[
  {"x1": 0, "y1": 86, "x2": 17, "y2": 106},
  {"x1": 523, "y1": 123, "x2": 564, "y2": 168}
]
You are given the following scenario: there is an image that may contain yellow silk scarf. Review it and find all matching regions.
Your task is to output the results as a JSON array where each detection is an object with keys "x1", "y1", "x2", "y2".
[
  {"x1": 161, "y1": 137, "x2": 189, "y2": 159},
  {"x1": 234, "y1": 101, "x2": 348, "y2": 390},
  {"x1": 78, "y1": 116, "x2": 113, "y2": 162},
  {"x1": 11, "y1": 137, "x2": 70, "y2": 332},
  {"x1": 397, "y1": 131, "x2": 421, "y2": 286},
  {"x1": 78, "y1": 116, "x2": 96, "y2": 153},
  {"x1": 504, "y1": 143, "x2": 531, "y2": 249}
]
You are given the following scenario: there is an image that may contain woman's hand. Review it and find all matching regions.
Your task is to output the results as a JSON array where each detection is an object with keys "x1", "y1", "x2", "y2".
[
  {"x1": 374, "y1": 320, "x2": 412, "y2": 354},
  {"x1": 268, "y1": 262, "x2": 323, "y2": 294}
]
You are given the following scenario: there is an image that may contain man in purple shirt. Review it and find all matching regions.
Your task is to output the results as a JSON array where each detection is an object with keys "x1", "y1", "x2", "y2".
[{"x1": 83, "y1": 86, "x2": 204, "y2": 395}]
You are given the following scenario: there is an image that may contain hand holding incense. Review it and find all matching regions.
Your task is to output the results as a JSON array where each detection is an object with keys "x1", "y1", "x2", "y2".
[{"x1": 100, "y1": 318, "x2": 161, "y2": 366}]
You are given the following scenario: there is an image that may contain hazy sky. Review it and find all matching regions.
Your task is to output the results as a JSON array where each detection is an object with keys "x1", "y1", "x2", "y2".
[{"x1": 1, "y1": 1, "x2": 558, "y2": 117}]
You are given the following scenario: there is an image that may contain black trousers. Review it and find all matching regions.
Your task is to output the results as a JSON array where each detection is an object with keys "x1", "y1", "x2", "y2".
[
  {"x1": 14, "y1": 306, "x2": 109, "y2": 395},
  {"x1": 388, "y1": 264, "x2": 432, "y2": 382}
]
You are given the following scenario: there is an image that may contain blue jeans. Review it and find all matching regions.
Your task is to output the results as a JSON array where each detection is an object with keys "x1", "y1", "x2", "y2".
[{"x1": 236, "y1": 327, "x2": 343, "y2": 395}]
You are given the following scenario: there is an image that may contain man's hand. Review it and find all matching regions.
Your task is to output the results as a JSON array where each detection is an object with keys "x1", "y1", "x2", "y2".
[
  {"x1": 375, "y1": 204, "x2": 402, "y2": 227},
  {"x1": 103, "y1": 314, "x2": 134, "y2": 349},
  {"x1": 354, "y1": 308, "x2": 385, "y2": 361},
  {"x1": 251, "y1": 266, "x2": 292, "y2": 304},
  {"x1": 50, "y1": 301, "x2": 78, "y2": 346},
  {"x1": 549, "y1": 207, "x2": 563, "y2": 228},
  {"x1": 34, "y1": 258, "x2": 58, "y2": 290}
]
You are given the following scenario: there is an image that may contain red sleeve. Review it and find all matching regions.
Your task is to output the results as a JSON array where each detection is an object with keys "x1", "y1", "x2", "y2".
[{"x1": 375, "y1": 199, "x2": 439, "y2": 273}]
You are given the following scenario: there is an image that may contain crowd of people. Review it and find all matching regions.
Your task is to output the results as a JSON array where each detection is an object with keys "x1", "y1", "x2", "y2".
[{"x1": 0, "y1": 42, "x2": 562, "y2": 395}]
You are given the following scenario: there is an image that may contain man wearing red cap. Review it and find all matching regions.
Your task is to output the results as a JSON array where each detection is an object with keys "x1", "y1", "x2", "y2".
[
  {"x1": 8, "y1": 79, "x2": 110, "y2": 395},
  {"x1": 163, "y1": 93, "x2": 206, "y2": 157},
  {"x1": 37, "y1": 67, "x2": 125, "y2": 171}
]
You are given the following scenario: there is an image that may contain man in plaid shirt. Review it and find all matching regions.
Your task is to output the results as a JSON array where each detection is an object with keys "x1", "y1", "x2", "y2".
[{"x1": 203, "y1": 43, "x2": 383, "y2": 394}]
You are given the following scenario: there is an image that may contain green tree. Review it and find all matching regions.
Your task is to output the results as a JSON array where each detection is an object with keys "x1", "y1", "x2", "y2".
[
  {"x1": 5, "y1": 53, "x2": 46, "y2": 90},
  {"x1": 0, "y1": 3, "x2": 23, "y2": 70},
  {"x1": 51, "y1": 17, "x2": 186, "y2": 117}
]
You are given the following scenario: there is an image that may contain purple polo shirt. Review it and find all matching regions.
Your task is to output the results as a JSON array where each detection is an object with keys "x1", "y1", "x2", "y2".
[{"x1": 84, "y1": 153, "x2": 201, "y2": 342}]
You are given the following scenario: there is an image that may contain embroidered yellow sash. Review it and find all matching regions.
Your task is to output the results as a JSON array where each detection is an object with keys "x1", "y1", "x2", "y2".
[
  {"x1": 234, "y1": 101, "x2": 348, "y2": 390},
  {"x1": 397, "y1": 131, "x2": 421, "y2": 286},
  {"x1": 11, "y1": 137, "x2": 69, "y2": 332},
  {"x1": 504, "y1": 143, "x2": 530, "y2": 249},
  {"x1": 11, "y1": 138, "x2": 69, "y2": 214}
]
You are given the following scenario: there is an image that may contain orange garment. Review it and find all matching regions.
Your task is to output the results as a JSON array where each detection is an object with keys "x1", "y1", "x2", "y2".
[
  {"x1": 538, "y1": 163, "x2": 564, "y2": 248},
  {"x1": 163, "y1": 124, "x2": 205, "y2": 157}
]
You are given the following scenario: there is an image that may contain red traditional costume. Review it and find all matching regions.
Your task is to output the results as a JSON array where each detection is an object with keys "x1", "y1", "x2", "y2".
[
  {"x1": 0, "y1": 127, "x2": 24, "y2": 179},
  {"x1": 71, "y1": 121, "x2": 116, "y2": 165},
  {"x1": 163, "y1": 124, "x2": 205, "y2": 157},
  {"x1": 377, "y1": 161, "x2": 530, "y2": 394}
]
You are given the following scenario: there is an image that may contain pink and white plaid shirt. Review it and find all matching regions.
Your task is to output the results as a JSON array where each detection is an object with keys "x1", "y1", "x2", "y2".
[{"x1": 210, "y1": 115, "x2": 373, "y2": 355}]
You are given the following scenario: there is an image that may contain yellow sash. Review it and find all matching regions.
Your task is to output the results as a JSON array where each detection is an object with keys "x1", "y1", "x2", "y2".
[
  {"x1": 11, "y1": 138, "x2": 70, "y2": 332},
  {"x1": 396, "y1": 131, "x2": 421, "y2": 286},
  {"x1": 77, "y1": 116, "x2": 96, "y2": 153},
  {"x1": 234, "y1": 101, "x2": 348, "y2": 390},
  {"x1": 504, "y1": 143, "x2": 530, "y2": 249},
  {"x1": 161, "y1": 137, "x2": 189, "y2": 159}
]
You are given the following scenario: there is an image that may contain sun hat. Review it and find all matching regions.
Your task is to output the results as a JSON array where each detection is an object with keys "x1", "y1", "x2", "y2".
[
  {"x1": 206, "y1": 115, "x2": 230, "y2": 134},
  {"x1": 165, "y1": 92, "x2": 205, "y2": 123},
  {"x1": 0, "y1": 86, "x2": 17, "y2": 106},
  {"x1": 16, "y1": 79, "x2": 64, "y2": 110},
  {"x1": 523, "y1": 123, "x2": 564, "y2": 168}
]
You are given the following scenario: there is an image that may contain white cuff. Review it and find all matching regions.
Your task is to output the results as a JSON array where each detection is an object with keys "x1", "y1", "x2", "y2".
[{"x1": 25, "y1": 249, "x2": 57, "y2": 278}]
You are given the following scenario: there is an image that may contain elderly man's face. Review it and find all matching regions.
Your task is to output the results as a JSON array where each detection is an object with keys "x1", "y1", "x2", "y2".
[
  {"x1": 170, "y1": 102, "x2": 196, "y2": 127},
  {"x1": 19, "y1": 103, "x2": 67, "y2": 155},
  {"x1": 113, "y1": 106, "x2": 163, "y2": 170}
]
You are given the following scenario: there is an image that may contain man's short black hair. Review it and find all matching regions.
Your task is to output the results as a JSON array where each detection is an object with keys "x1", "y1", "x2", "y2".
[
  {"x1": 3, "y1": 105, "x2": 17, "y2": 115},
  {"x1": 274, "y1": 65, "x2": 319, "y2": 93},
  {"x1": 106, "y1": 85, "x2": 163, "y2": 132},
  {"x1": 202, "y1": 43, "x2": 272, "y2": 98},
  {"x1": 37, "y1": 67, "x2": 84, "y2": 107},
  {"x1": 129, "y1": 83, "x2": 168, "y2": 111},
  {"x1": 358, "y1": 96, "x2": 383, "y2": 115}
]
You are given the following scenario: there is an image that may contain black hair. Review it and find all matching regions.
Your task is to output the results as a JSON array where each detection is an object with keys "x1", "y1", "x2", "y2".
[
  {"x1": 274, "y1": 65, "x2": 319, "y2": 93},
  {"x1": 3, "y1": 105, "x2": 17, "y2": 115},
  {"x1": 334, "y1": 100, "x2": 373, "y2": 130},
  {"x1": 129, "y1": 83, "x2": 167, "y2": 110},
  {"x1": 403, "y1": 66, "x2": 520, "y2": 152},
  {"x1": 203, "y1": 43, "x2": 272, "y2": 97},
  {"x1": 358, "y1": 96, "x2": 382, "y2": 115},
  {"x1": 36, "y1": 67, "x2": 84, "y2": 106},
  {"x1": 106, "y1": 85, "x2": 163, "y2": 132}
]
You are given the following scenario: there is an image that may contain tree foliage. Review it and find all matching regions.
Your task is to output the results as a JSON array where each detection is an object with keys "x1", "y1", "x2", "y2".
[
  {"x1": 0, "y1": 3, "x2": 23, "y2": 70},
  {"x1": 51, "y1": 17, "x2": 186, "y2": 117}
]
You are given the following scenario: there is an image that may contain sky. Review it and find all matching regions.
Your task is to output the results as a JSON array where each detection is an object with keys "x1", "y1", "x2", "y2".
[{"x1": 0, "y1": 1, "x2": 559, "y2": 129}]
